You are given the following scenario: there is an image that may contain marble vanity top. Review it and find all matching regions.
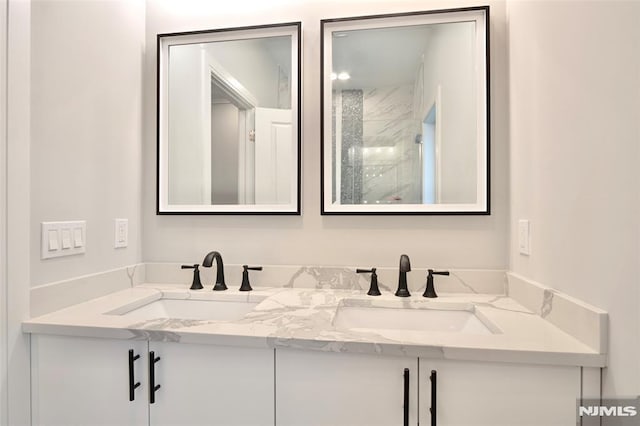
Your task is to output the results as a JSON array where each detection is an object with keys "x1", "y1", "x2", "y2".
[{"x1": 23, "y1": 283, "x2": 606, "y2": 367}]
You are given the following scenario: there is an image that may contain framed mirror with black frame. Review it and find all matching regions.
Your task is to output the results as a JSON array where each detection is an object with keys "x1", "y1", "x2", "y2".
[
  {"x1": 321, "y1": 7, "x2": 489, "y2": 215},
  {"x1": 157, "y1": 22, "x2": 302, "y2": 215}
]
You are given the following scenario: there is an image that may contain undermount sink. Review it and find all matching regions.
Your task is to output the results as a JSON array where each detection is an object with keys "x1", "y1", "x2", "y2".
[
  {"x1": 333, "y1": 304, "x2": 497, "y2": 335},
  {"x1": 107, "y1": 298, "x2": 259, "y2": 322}
]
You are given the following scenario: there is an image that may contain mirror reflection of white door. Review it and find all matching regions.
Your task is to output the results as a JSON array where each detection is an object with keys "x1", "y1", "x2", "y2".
[
  {"x1": 421, "y1": 86, "x2": 442, "y2": 204},
  {"x1": 254, "y1": 107, "x2": 292, "y2": 204},
  {"x1": 422, "y1": 105, "x2": 436, "y2": 204}
]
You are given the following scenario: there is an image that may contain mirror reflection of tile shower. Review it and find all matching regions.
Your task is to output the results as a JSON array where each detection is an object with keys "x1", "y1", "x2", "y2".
[
  {"x1": 330, "y1": 20, "x2": 478, "y2": 206},
  {"x1": 333, "y1": 85, "x2": 425, "y2": 205}
]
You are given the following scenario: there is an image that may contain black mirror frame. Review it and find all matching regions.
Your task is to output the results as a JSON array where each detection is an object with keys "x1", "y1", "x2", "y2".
[
  {"x1": 320, "y1": 7, "x2": 490, "y2": 215},
  {"x1": 156, "y1": 22, "x2": 303, "y2": 215}
]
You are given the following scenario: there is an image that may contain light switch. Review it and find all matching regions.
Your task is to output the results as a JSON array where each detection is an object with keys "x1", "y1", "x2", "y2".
[
  {"x1": 73, "y1": 227, "x2": 84, "y2": 248},
  {"x1": 61, "y1": 229, "x2": 72, "y2": 249},
  {"x1": 114, "y1": 218, "x2": 128, "y2": 248},
  {"x1": 518, "y1": 219, "x2": 530, "y2": 256},
  {"x1": 41, "y1": 221, "x2": 86, "y2": 259},
  {"x1": 47, "y1": 229, "x2": 59, "y2": 251}
]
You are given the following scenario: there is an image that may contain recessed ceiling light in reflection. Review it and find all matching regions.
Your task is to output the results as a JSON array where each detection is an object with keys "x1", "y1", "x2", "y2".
[{"x1": 337, "y1": 72, "x2": 351, "y2": 80}]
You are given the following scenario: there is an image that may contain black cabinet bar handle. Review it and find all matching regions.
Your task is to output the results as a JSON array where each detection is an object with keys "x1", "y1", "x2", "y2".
[
  {"x1": 403, "y1": 368, "x2": 410, "y2": 426},
  {"x1": 430, "y1": 370, "x2": 437, "y2": 426},
  {"x1": 128, "y1": 350, "x2": 141, "y2": 401},
  {"x1": 149, "y1": 351, "x2": 161, "y2": 404}
]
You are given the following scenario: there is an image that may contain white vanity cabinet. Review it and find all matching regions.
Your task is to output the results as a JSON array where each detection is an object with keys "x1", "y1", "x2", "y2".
[
  {"x1": 148, "y1": 341, "x2": 274, "y2": 426},
  {"x1": 418, "y1": 359, "x2": 581, "y2": 426},
  {"x1": 31, "y1": 335, "x2": 274, "y2": 426},
  {"x1": 30, "y1": 335, "x2": 589, "y2": 426},
  {"x1": 275, "y1": 348, "x2": 418, "y2": 426},
  {"x1": 274, "y1": 349, "x2": 583, "y2": 426},
  {"x1": 31, "y1": 334, "x2": 149, "y2": 426}
]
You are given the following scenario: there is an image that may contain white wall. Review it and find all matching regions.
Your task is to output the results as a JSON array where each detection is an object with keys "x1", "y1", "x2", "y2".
[
  {"x1": 7, "y1": 1, "x2": 32, "y2": 423},
  {"x1": 6, "y1": 3, "x2": 146, "y2": 422},
  {"x1": 166, "y1": 38, "x2": 286, "y2": 205},
  {"x1": 207, "y1": 38, "x2": 289, "y2": 108},
  {"x1": 211, "y1": 102, "x2": 240, "y2": 204},
  {"x1": 143, "y1": 0, "x2": 509, "y2": 270},
  {"x1": 0, "y1": 0, "x2": 7, "y2": 421},
  {"x1": 422, "y1": 22, "x2": 477, "y2": 204},
  {"x1": 11, "y1": 0, "x2": 638, "y2": 420},
  {"x1": 508, "y1": 0, "x2": 640, "y2": 398},
  {"x1": 167, "y1": 44, "x2": 210, "y2": 204},
  {"x1": 30, "y1": 0, "x2": 146, "y2": 286}
]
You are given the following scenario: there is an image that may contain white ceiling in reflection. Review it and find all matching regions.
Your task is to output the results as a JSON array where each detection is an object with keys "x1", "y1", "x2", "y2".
[{"x1": 331, "y1": 24, "x2": 432, "y2": 89}]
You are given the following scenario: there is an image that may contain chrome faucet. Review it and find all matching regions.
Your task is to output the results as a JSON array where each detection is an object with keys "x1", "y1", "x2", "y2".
[
  {"x1": 395, "y1": 254, "x2": 411, "y2": 297},
  {"x1": 202, "y1": 251, "x2": 227, "y2": 291}
]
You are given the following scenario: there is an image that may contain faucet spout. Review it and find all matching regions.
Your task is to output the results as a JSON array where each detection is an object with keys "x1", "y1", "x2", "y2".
[
  {"x1": 395, "y1": 254, "x2": 411, "y2": 297},
  {"x1": 202, "y1": 251, "x2": 227, "y2": 291}
]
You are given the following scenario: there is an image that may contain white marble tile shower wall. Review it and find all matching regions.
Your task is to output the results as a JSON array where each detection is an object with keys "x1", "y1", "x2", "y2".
[
  {"x1": 363, "y1": 85, "x2": 414, "y2": 122},
  {"x1": 362, "y1": 85, "x2": 421, "y2": 204},
  {"x1": 334, "y1": 85, "x2": 423, "y2": 205}
]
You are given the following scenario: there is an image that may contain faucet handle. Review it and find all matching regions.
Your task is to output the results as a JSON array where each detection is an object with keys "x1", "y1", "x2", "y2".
[
  {"x1": 240, "y1": 265, "x2": 263, "y2": 292},
  {"x1": 181, "y1": 264, "x2": 204, "y2": 290},
  {"x1": 356, "y1": 268, "x2": 381, "y2": 296},
  {"x1": 423, "y1": 269, "x2": 450, "y2": 298}
]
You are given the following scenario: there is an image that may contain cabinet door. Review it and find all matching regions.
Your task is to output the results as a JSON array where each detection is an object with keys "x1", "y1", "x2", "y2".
[
  {"x1": 419, "y1": 359, "x2": 580, "y2": 426},
  {"x1": 148, "y1": 341, "x2": 274, "y2": 426},
  {"x1": 276, "y1": 348, "x2": 418, "y2": 426},
  {"x1": 31, "y1": 334, "x2": 148, "y2": 426}
]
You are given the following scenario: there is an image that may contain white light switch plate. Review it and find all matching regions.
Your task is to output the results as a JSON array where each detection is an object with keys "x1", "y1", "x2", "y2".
[
  {"x1": 114, "y1": 218, "x2": 128, "y2": 248},
  {"x1": 41, "y1": 221, "x2": 86, "y2": 259},
  {"x1": 518, "y1": 219, "x2": 530, "y2": 256}
]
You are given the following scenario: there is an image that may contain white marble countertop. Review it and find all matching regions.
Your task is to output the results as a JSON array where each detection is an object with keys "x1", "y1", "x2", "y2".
[{"x1": 23, "y1": 283, "x2": 606, "y2": 368}]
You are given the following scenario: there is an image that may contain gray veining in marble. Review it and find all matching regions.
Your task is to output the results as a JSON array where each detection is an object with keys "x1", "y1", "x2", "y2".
[
  {"x1": 506, "y1": 272, "x2": 607, "y2": 354},
  {"x1": 473, "y1": 295, "x2": 535, "y2": 315},
  {"x1": 23, "y1": 282, "x2": 608, "y2": 367},
  {"x1": 541, "y1": 289, "x2": 554, "y2": 318},
  {"x1": 126, "y1": 264, "x2": 139, "y2": 287},
  {"x1": 361, "y1": 85, "x2": 422, "y2": 204},
  {"x1": 129, "y1": 327, "x2": 182, "y2": 343},
  {"x1": 450, "y1": 272, "x2": 479, "y2": 294},
  {"x1": 285, "y1": 267, "x2": 364, "y2": 290},
  {"x1": 23, "y1": 267, "x2": 609, "y2": 368},
  {"x1": 332, "y1": 84, "x2": 430, "y2": 205},
  {"x1": 363, "y1": 86, "x2": 414, "y2": 121},
  {"x1": 363, "y1": 119, "x2": 417, "y2": 147},
  {"x1": 130, "y1": 317, "x2": 214, "y2": 331}
]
